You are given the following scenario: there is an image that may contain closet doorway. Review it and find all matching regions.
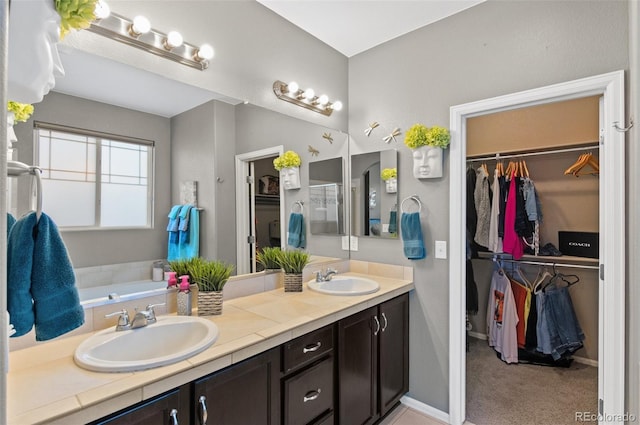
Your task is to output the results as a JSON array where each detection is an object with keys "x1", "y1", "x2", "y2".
[
  {"x1": 448, "y1": 71, "x2": 626, "y2": 425},
  {"x1": 235, "y1": 146, "x2": 285, "y2": 275}
]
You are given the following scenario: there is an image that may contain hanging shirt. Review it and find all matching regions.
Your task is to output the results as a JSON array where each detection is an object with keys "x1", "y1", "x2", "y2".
[
  {"x1": 503, "y1": 173, "x2": 525, "y2": 259},
  {"x1": 474, "y1": 166, "x2": 491, "y2": 248},
  {"x1": 488, "y1": 169, "x2": 503, "y2": 253},
  {"x1": 487, "y1": 269, "x2": 519, "y2": 363},
  {"x1": 509, "y1": 278, "x2": 530, "y2": 349}
]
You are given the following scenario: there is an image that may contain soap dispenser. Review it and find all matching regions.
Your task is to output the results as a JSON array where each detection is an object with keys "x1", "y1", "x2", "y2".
[
  {"x1": 177, "y1": 275, "x2": 192, "y2": 316},
  {"x1": 166, "y1": 271, "x2": 178, "y2": 289}
]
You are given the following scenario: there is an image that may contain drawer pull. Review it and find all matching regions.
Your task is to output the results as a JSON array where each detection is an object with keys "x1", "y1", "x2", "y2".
[
  {"x1": 381, "y1": 312, "x2": 388, "y2": 332},
  {"x1": 198, "y1": 395, "x2": 208, "y2": 425},
  {"x1": 373, "y1": 315, "x2": 381, "y2": 336},
  {"x1": 303, "y1": 389, "x2": 322, "y2": 402},
  {"x1": 169, "y1": 408, "x2": 179, "y2": 425},
  {"x1": 302, "y1": 342, "x2": 322, "y2": 354}
]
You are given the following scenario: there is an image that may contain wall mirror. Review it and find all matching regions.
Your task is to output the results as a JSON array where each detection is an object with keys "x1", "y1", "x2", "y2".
[
  {"x1": 10, "y1": 45, "x2": 350, "y2": 299},
  {"x1": 350, "y1": 148, "x2": 398, "y2": 239},
  {"x1": 308, "y1": 157, "x2": 345, "y2": 235}
]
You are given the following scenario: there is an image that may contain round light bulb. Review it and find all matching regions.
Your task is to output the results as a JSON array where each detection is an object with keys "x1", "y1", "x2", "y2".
[
  {"x1": 331, "y1": 100, "x2": 343, "y2": 111},
  {"x1": 132, "y1": 15, "x2": 151, "y2": 35},
  {"x1": 303, "y1": 88, "x2": 315, "y2": 100},
  {"x1": 318, "y1": 94, "x2": 329, "y2": 105},
  {"x1": 196, "y1": 43, "x2": 214, "y2": 61},
  {"x1": 166, "y1": 31, "x2": 183, "y2": 49},
  {"x1": 287, "y1": 81, "x2": 299, "y2": 94},
  {"x1": 94, "y1": 0, "x2": 110, "y2": 19}
]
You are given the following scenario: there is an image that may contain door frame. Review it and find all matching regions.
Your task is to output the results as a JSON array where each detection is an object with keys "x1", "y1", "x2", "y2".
[
  {"x1": 235, "y1": 146, "x2": 284, "y2": 275},
  {"x1": 448, "y1": 71, "x2": 626, "y2": 424}
]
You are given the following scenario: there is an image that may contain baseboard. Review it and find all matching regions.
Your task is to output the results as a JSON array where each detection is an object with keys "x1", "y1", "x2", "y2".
[
  {"x1": 400, "y1": 395, "x2": 449, "y2": 423},
  {"x1": 469, "y1": 331, "x2": 598, "y2": 367}
]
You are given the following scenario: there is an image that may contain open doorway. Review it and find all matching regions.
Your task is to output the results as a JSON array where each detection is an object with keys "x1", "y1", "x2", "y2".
[
  {"x1": 448, "y1": 71, "x2": 626, "y2": 425},
  {"x1": 235, "y1": 146, "x2": 285, "y2": 275}
]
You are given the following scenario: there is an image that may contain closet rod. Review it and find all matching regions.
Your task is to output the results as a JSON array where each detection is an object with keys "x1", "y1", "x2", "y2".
[
  {"x1": 467, "y1": 144, "x2": 600, "y2": 163},
  {"x1": 485, "y1": 257, "x2": 599, "y2": 271}
]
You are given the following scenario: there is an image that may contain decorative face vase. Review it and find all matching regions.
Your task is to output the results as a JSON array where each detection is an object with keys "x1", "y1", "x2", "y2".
[
  {"x1": 8, "y1": 0, "x2": 65, "y2": 103},
  {"x1": 385, "y1": 177, "x2": 397, "y2": 193},
  {"x1": 280, "y1": 167, "x2": 301, "y2": 190},
  {"x1": 412, "y1": 145, "x2": 443, "y2": 179}
]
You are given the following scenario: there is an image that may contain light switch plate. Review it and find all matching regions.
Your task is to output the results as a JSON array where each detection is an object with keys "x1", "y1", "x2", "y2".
[
  {"x1": 342, "y1": 236, "x2": 349, "y2": 250},
  {"x1": 350, "y1": 236, "x2": 359, "y2": 251},
  {"x1": 435, "y1": 240, "x2": 447, "y2": 259}
]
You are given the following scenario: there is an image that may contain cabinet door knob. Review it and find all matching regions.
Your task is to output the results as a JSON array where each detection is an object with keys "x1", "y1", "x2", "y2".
[
  {"x1": 169, "y1": 408, "x2": 179, "y2": 425},
  {"x1": 198, "y1": 395, "x2": 208, "y2": 425},
  {"x1": 373, "y1": 315, "x2": 381, "y2": 336},
  {"x1": 381, "y1": 312, "x2": 388, "y2": 332},
  {"x1": 302, "y1": 341, "x2": 322, "y2": 354},
  {"x1": 303, "y1": 389, "x2": 322, "y2": 402}
]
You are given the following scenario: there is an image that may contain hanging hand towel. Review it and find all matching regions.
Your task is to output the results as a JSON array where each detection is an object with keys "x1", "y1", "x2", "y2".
[
  {"x1": 287, "y1": 212, "x2": 306, "y2": 249},
  {"x1": 178, "y1": 207, "x2": 200, "y2": 260},
  {"x1": 178, "y1": 204, "x2": 193, "y2": 244},
  {"x1": 167, "y1": 205, "x2": 183, "y2": 261},
  {"x1": 401, "y1": 211, "x2": 425, "y2": 260},
  {"x1": 8, "y1": 212, "x2": 84, "y2": 340},
  {"x1": 7, "y1": 212, "x2": 16, "y2": 237},
  {"x1": 388, "y1": 210, "x2": 397, "y2": 234}
]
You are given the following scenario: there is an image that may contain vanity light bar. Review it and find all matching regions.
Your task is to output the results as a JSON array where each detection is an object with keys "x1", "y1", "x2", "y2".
[
  {"x1": 87, "y1": 12, "x2": 213, "y2": 70},
  {"x1": 273, "y1": 80, "x2": 342, "y2": 116}
]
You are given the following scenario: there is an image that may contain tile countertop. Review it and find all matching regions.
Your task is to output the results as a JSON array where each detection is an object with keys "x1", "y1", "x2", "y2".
[{"x1": 7, "y1": 272, "x2": 414, "y2": 425}]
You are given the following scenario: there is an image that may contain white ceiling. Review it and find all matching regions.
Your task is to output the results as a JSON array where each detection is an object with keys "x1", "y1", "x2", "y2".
[
  {"x1": 52, "y1": 1, "x2": 484, "y2": 117},
  {"x1": 257, "y1": 0, "x2": 484, "y2": 57}
]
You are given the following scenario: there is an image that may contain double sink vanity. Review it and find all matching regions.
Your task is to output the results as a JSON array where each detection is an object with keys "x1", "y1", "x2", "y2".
[{"x1": 8, "y1": 262, "x2": 413, "y2": 424}]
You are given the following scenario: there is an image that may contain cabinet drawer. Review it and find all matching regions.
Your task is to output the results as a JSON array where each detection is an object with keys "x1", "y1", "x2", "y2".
[
  {"x1": 284, "y1": 358, "x2": 334, "y2": 425},
  {"x1": 283, "y1": 325, "x2": 333, "y2": 373}
]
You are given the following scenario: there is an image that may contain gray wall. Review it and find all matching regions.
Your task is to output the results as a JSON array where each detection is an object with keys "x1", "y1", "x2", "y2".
[
  {"x1": 348, "y1": 0, "x2": 629, "y2": 412},
  {"x1": 13, "y1": 92, "x2": 171, "y2": 268}
]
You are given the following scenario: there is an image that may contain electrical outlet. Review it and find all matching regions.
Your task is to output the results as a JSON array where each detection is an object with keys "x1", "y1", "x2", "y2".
[
  {"x1": 350, "y1": 236, "x2": 359, "y2": 251},
  {"x1": 342, "y1": 236, "x2": 349, "y2": 250},
  {"x1": 435, "y1": 240, "x2": 447, "y2": 259}
]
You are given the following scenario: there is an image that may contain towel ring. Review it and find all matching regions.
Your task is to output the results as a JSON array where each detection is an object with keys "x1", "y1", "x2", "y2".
[
  {"x1": 400, "y1": 195, "x2": 422, "y2": 213},
  {"x1": 291, "y1": 200, "x2": 304, "y2": 214},
  {"x1": 7, "y1": 160, "x2": 43, "y2": 221}
]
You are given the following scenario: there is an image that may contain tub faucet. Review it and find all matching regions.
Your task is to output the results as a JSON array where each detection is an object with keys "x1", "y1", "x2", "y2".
[{"x1": 316, "y1": 267, "x2": 338, "y2": 282}]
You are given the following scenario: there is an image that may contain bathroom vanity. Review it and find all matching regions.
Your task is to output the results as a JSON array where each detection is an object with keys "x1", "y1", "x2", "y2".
[{"x1": 7, "y1": 269, "x2": 413, "y2": 425}]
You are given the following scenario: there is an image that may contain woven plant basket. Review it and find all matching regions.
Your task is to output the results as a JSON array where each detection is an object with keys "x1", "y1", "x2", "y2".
[
  {"x1": 198, "y1": 290, "x2": 223, "y2": 316},
  {"x1": 284, "y1": 273, "x2": 303, "y2": 292}
]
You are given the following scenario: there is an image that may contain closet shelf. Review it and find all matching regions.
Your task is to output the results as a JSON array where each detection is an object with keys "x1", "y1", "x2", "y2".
[
  {"x1": 476, "y1": 251, "x2": 599, "y2": 268},
  {"x1": 255, "y1": 194, "x2": 280, "y2": 206}
]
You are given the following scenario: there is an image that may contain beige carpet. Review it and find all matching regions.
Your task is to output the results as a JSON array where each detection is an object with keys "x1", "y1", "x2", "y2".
[{"x1": 465, "y1": 337, "x2": 597, "y2": 425}]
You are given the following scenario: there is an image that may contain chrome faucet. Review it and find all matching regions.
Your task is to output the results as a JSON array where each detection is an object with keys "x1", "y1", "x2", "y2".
[
  {"x1": 315, "y1": 267, "x2": 338, "y2": 282},
  {"x1": 105, "y1": 303, "x2": 165, "y2": 331}
]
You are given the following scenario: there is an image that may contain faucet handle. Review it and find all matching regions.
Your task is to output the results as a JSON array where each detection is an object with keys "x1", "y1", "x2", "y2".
[
  {"x1": 105, "y1": 309, "x2": 130, "y2": 330},
  {"x1": 145, "y1": 303, "x2": 166, "y2": 323}
]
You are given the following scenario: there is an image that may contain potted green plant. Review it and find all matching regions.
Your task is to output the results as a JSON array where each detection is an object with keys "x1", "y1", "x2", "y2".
[
  {"x1": 276, "y1": 249, "x2": 310, "y2": 292},
  {"x1": 404, "y1": 124, "x2": 451, "y2": 179},
  {"x1": 381, "y1": 167, "x2": 397, "y2": 193},
  {"x1": 188, "y1": 258, "x2": 234, "y2": 315},
  {"x1": 256, "y1": 246, "x2": 282, "y2": 272},
  {"x1": 273, "y1": 150, "x2": 302, "y2": 190}
]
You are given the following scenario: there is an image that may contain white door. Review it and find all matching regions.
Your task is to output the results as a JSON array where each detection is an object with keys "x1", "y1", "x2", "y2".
[
  {"x1": 448, "y1": 71, "x2": 626, "y2": 425},
  {"x1": 235, "y1": 146, "x2": 285, "y2": 275}
]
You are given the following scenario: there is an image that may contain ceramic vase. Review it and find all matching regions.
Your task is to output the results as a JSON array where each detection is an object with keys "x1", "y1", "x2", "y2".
[
  {"x1": 280, "y1": 166, "x2": 301, "y2": 190},
  {"x1": 412, "y1": 145, "x2": 443, "y2": 179},
  {"x1": 385, "y1": 177, "x2": 397, "y2": 193}
]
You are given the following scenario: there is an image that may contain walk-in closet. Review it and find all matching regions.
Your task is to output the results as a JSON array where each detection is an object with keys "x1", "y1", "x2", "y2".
[
  {"x1": 465, "y1": 96, "x2": 601, "y2": 425},
  {"x1": 253, "y1": 157, "x2": 281, "y2": 270}
]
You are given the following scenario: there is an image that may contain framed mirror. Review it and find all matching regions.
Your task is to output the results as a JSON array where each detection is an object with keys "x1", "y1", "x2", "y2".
[
  {"x1": 308, "y1": 157, "x2": 345, "y2": 235},
  {"x1": 350, "y1": 149, "x2": 398, "y2": 238}
]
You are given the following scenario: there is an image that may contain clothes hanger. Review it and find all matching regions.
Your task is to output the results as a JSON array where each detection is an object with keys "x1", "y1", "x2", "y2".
[{"x1": 574, "y1": 153, "x2": 599, "y2": 176}]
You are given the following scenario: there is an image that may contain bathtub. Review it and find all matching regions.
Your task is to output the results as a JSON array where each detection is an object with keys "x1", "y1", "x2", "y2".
[{"x1": 78, "y1": 280, "x2": 169, "y2": 308}]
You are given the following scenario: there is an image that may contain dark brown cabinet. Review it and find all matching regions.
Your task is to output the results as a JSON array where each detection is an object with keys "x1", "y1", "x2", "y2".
[
  {"x1": 89, "y1": 384, "x2": 190, "y2": 425},
  {"x1": 193, "y1": 347, "x2": 280, "y2": 425},
  {"x1": 337, "y1": 293, "x2": 409, "y2": 425}
]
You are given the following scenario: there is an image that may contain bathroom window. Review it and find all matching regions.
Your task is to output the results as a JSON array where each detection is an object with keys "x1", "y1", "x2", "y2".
[{"x1": 34, "y1": 123, "x2": 154, "y2": 229}]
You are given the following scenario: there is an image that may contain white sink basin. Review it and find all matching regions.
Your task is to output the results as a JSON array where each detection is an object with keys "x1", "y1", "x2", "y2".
[
  {"x1": 307, "y1": 275, "x2": 380, "y2": 296},
  {"x1": 74, "y1": 316, "x2": 219, "y2": 372}
]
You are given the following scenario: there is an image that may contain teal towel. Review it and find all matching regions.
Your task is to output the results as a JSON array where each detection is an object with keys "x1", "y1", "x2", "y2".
[
  {"x1": 7, "y1": 213, "x2": 16, "y2": 237},
  {"x1": 178, "y1": 208, "x2": 200, "y2": 260},
  {"x1": 8, "y1": 212, "x2": 85, "y2": 340},
  {"x1": 167, "y1": 205, "x2": 182, "y2": 244},
  {"x1": 401, "y1": 212, "x2": 425, "y2": 260},
  {"x1": 388, "y1": 210, "x2": 397, "y2": 234},
  {"x1": 287, "y1": 212, "x2": 306, "y2": 248}
]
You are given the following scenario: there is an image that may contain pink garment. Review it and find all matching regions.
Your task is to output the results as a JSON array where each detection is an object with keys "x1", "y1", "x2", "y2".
[
  {"x1": 502, "y1": 173, "x2": 524, "y2": 260},
  {"x1": 486, "y1": 269, "x2": 519, "y2": 364}
]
